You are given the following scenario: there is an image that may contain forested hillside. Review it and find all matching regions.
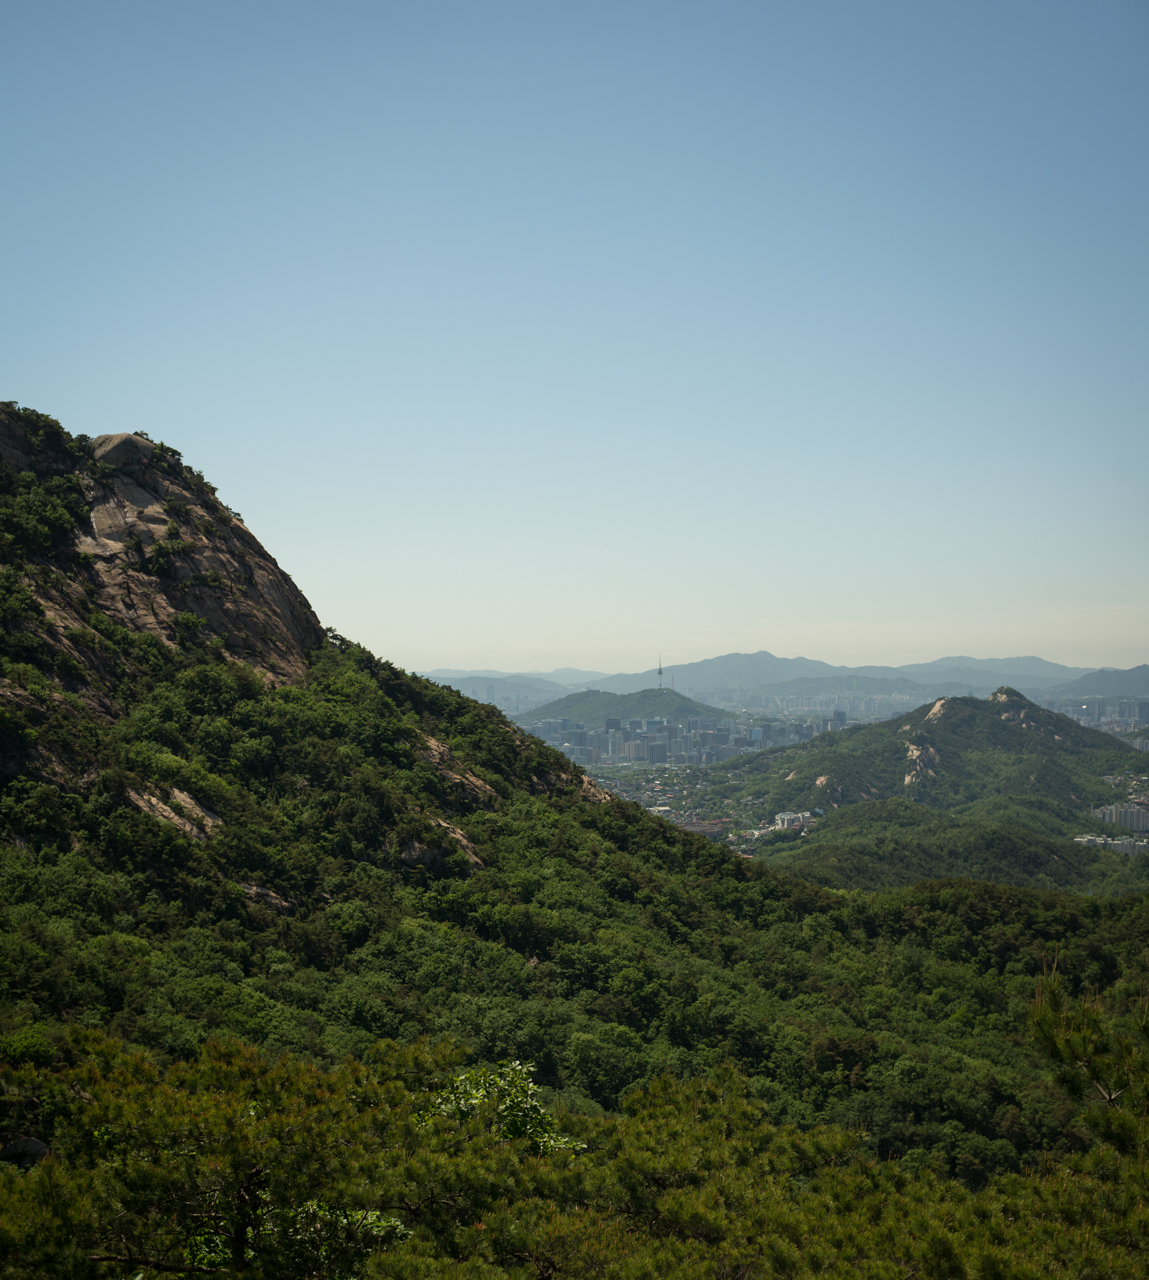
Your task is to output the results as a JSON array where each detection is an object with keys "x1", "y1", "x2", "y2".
[
  {"x1": 2, "y1": 406, "x2": 1149, "y2": 1277},
  {"x1": 513, "y1": 686, "x2": 721, "y2": 728},
  {"x1": 712, "y1": 690, "x2": 1135, "y2": 823},
  {"x1": 675, "y1": 691, "x2": 1147, "y2": 894}
]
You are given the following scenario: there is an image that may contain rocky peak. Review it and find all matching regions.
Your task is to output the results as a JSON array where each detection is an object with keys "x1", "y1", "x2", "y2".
[{"x1": 1, "y1": 404, "x2": 325, "y2": 687}]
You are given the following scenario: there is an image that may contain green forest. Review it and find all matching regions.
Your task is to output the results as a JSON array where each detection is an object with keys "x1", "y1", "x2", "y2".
[{"x1": 2, "y1": 406, "x2": 1149, "y2": 1277}]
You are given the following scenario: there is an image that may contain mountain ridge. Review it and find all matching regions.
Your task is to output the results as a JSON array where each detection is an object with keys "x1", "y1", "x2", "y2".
[
  {"x1": 1056, "y1": 664, "x2": 1149, "y2": 698},
  {"x1": 592, "y1": 650, "x2": 1103, "y2": 695},
  {"x1": 432, "y1": 650, "x2": 1124, "y2": 699}
]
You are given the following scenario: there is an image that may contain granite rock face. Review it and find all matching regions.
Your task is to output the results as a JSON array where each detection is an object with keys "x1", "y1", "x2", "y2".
[
  {"x1": 91, "y1": 432, "x2": 157, "y2": 469},
  {"x1": 0, "y1": 407, "x2": 325, "y2": 686}
]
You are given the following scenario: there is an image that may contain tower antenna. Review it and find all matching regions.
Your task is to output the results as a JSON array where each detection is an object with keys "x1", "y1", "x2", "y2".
[{"x1": 658, "y1": 654, "x2": 663, "y2": 689}]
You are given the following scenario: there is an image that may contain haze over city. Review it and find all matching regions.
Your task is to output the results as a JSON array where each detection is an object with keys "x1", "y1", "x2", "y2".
[{"x1": 2, "y1": 1, "x2": 1145, "y2": 673}]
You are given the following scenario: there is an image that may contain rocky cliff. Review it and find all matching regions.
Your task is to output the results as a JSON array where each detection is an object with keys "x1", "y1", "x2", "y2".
[{"x1": 0, "y1": 403, "x2": 324, "y2": 685}]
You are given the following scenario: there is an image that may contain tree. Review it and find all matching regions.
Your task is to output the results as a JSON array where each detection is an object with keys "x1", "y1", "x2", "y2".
[{"x1": 1032, "y1": 967, "x2": 1149, "y2": 1178}]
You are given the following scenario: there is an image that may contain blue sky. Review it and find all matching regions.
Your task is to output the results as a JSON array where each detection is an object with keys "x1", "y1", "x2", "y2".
[{"x1": 2, "y1": 2, "x2": 1145, "y2": 673}]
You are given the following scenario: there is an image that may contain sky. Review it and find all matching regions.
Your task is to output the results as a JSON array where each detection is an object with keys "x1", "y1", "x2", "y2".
[{"x1": 2, "y1": 1, "x2": 1146, "y2": 675}]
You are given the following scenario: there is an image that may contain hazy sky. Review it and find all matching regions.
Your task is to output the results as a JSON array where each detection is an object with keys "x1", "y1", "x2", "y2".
[{"x1": 3, "y1": 2, "x2": 1146, "y2": 674}]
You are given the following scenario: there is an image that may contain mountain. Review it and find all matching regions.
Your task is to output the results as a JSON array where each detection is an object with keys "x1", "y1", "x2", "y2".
[
  {"x1": 535, "y1": 666, "x2": 612, "y2": 684},
  {"x1": 714, "y1": 686, "x2": 1134, "y2": 818},
  {"x1": 3, "y1": 405, "x2": 1148, "y2": 1275},
  {"x1": 867, "y1": 654, "x2": 1097, "y2": 688},
  {"x1": 685, "y1": 687, "x2": 1142, "y2": 892},
  {"x1": 0, "y1": 407, "x2": 325, "y2": 788},
  {"x1": 747, "y1": 674, "x2": 968, "y2": 698},
  {"x1": 424, "y1": 666, "x2": 608, "y2": 687},
  {"x1": 589, "y1": 649, "x2": 1098, "y2": 697},
  {"x1": 592, "y1": 650, "x2": 842, "y2": 694},
  {"x1": 430, "y1": 672, "x2": 574, "y2": 699},
  {"x1": 1053, "y1": 665, "x2": 1149, "y2": 698},
  {"x1": 512, "y1": 687, "x2": 723, "y2": 728},
  {"x1": 423, "y1": 668, "x2": 617, "y2": 703},
  {"x1": 0, "y1": 410, "x2": 324, "y2": 688}
]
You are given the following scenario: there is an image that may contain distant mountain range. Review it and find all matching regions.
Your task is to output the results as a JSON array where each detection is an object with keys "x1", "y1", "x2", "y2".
[
  {"x1": 424, "y1": 666, "x2": 609, "y2": 685},
  {"x1": 428, "y1": 672, "x2": 575, "y2": 701},
  {"x1": 424, "y1": 652, "x2": 1146, "y2": 701},
  {"x1": 591, "y1": 653, "x2": 1099, "y2": 696},
  {"x1": 1056, "y1": 664, "x2": 1149, "y2": 698}
]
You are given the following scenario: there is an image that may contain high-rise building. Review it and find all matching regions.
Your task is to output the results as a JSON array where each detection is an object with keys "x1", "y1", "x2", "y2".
[{"x1": 1096, "y1": 806, "x2": 1149, "y2": 832}]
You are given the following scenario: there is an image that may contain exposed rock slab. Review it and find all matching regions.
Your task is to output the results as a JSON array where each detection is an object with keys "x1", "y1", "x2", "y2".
[
  {"x1": 127, "y1": 788, "x2": 221, "y2": 841},
  {"x1": 401, "y1": 818, "x2": 484, "y2": 873}
]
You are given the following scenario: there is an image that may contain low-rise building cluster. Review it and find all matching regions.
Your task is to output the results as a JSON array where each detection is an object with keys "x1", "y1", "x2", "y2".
[{"x1": 1074, "y1": 834, "x2": 1149, "y2": 855}]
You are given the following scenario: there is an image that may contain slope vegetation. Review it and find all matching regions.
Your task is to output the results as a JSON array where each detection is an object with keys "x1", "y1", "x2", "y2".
[{"x1": 2, "y1": 407, "x2": 1149, "y2": 1276}]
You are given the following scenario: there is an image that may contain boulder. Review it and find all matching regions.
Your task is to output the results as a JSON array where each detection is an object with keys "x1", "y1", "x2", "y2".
[{"x1": 91, "y1": 432, "x2": 156, "y2": 469}]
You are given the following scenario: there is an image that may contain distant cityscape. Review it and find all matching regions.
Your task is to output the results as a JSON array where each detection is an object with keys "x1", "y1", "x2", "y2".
[
  {"x1": 519, "y1": 698, "x2": 1149, "y2": 769},
  {"x1": 1051, "y1": 698, "x2": 1149, "y2": 735},
  {"x1": 522, "y1": 710, "x2": 852, "y2": 768},
  {"x1": 472, "y1": 675, "x2": 1149, "y2": 741}
]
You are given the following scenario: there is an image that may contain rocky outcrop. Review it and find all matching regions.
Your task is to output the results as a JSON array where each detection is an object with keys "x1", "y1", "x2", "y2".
[
  {"x1": 0, "y1": 406, "x2": 325, "y2": 685},
  {"x1": 401, "y1": 818, "x2": 485, "y2": 873},
  {"x1": 126, "y1": 787, "x2": 222, "y2": 841},
  {"x1": 904, "y1": 742, "x2": 940, "y2": 786},
  {"x1": 78, "y1": 433, "x2": 323, "y2": 682},
  {"x1": 526, "y1": 765, "x2": 612, "y2": 804},
  {"x1": 419, "y1": 737, "x2": 500, "y2": 809}
]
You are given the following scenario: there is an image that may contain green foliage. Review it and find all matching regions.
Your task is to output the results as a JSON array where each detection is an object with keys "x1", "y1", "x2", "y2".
[
  {"x1": 1, "y1": 1034, "x2": 446, "y2": 1278},
  {"x1": 1032, "y1": 969, "x2": 1149, "y2": 1174},
  {"x1": 0, "y1": 410, "x2": 92, "y2": 567},
  {"x1": 4, "y1": 640, "x2": 1149, "y2": 1186},
  {"x1": 0, "y1": 565, "x2": 47, "y2": 667},
  {"x1": 3, "y1": 1034, "x2": 1148, "y2": 1278},
  {"x1": 758, "y1": 797, "x2": 1149, "y2": 895},
  {"x1": 421, "y1": 1059, "x2": 585, "y2": 1155}
]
